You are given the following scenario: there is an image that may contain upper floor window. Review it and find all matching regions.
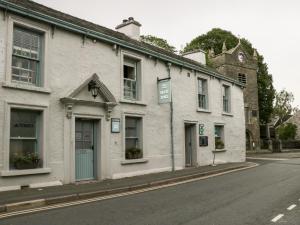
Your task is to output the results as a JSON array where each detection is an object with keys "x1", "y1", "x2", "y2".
[
  {"x1": 198, "y1": 78, "x2": 208, "y2": 109},
  {"x1": 222, "y1": 85, "x2": 231, "y2": 113},
  {"x1": 123, "y1": 57, "x2": 141, "y2": 101},
  {"x1": 238, "y1": 73, "x2": 247, "y2": 85},
  {"x1": 12, "y1": 26, "x2": 43, "y2": 86}
]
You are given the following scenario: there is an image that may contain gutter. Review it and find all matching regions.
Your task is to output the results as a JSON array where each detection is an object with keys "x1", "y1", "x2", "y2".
[{"x1": 0, "y1": 0, "x2": 245, "y2": 88}]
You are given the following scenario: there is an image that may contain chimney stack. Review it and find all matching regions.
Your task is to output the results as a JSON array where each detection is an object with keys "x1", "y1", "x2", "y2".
[
  {"x1": 182, "y1": 49, "x2": 207, "y2": 65},
  {"x1": 115, "y1": 17, "x2": 141, "y2": 40}
]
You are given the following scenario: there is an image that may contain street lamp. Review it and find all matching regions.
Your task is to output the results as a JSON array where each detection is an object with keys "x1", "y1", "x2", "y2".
[{"x1": 88, "y1": 80, "x2": 99, "y2": 99}]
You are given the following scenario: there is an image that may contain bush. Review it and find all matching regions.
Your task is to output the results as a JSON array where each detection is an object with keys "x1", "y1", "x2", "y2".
[
  {"x1": 277, "y1": 123, "x2": 297, "y2": 140},
  {"x1": 125, "y1": 148, "x2": 143, "y2": 160}
]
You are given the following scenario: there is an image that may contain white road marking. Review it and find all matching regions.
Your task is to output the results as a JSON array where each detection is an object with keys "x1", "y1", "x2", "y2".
[
  {"x1": 0, "y1": 163, "x2": 258, "y2": 219},
  {"x1": 246, "y1": 157, "x2": 288, "y2": 161},
  {"x1": 287, "y1": 204, "x2": 296, "y2": 210},
  {"x1": 271, "y1": 214, "x2": 284, "y2": 222}
]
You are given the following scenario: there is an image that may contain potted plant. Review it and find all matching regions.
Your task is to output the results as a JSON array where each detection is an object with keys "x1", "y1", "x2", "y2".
[
  {"x1": 126, "y1": 148, "x2": 143, "y2": 160},
  {"x1": 215, "y1": 139, "x2": 225, "y2": 149},
  {"x1": 12, "y1": 153, "x2": 41, "y2": 170}
]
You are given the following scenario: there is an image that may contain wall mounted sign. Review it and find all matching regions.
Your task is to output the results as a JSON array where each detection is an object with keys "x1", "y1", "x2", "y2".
[
  {"x1": 199, "y1": 124, "x2": 205, "y2": 135},
  {"x1": 111, "y1": 118, "x2": 120, "y2": 133},
  {"x1": 199, "y1": 136, "x2": 208, "y2": 147},
  {"x1": 158, "y1": 78, "x2": 171, "y2": 104}
]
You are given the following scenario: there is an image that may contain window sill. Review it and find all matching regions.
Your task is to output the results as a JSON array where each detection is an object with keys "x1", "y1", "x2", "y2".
[
  {"x1": 120, "y1": 99, "x2": 147, "y2": 106},
  {"x1": 0, "y1": 168, "x2": 51, "y2": 177},
  {"x1": 197, "y1": 108, "x2": 211, "y2": 113},
  {"x1": 121, "y1": 158, "x2": 149, "y2": 165},
  {"x1": 212, "y1": 149, "x2": 227, "y2": 153},
  {"x1": 222, "y1": 112, "x2": 233, "y2": 117},
  {"x1": 2, "y1": 82, "x2": 51, "y2": 94}
]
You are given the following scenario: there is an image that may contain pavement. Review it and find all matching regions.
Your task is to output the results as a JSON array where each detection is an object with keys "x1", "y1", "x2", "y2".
[
  {"x1": 0, "y1": 162, "x2": 253, "y2": 214},
  {"x1": 246, "y1": 150, "x2": 300, "y2": 159},
  {"x1": 0, "y1": 157, "x2": 299, "y2": 225}
]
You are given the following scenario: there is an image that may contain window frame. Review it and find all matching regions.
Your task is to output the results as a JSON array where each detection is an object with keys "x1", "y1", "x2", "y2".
[
  {"x1": 5, "y1": 15, "x2": 50, "y2": 90},
  {"x1": 1, "y1": 101, "x2": 49, "y2": 173},
  {"x1": 9, "y1": 108, "x2": 42, "y2": 170},
  {"x1": 238, "y1": 73, "x2": 247, "y2": 85},
  {"x1": 11, "y1": 26, "x2": 43, "y2": 86},
  {"x1": 122, "y1": 113, "x2": 145, "y2": 162},
  {"x1": 197, "y1": 78, "x2": 209, "y2": 110},
  {"x1": 222, "y1": 84, "x2": 231, "y2": 113},
  {"x1": 120, "y1": 51, "x2": 143, "y2": 103},
  {"x1": 214, "y1": 124, "x2": 225, "y2": 150}
]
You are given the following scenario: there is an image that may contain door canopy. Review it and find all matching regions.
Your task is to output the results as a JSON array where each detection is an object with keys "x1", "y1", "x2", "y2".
[{"x1": 60, "y1": 73, "x2": 117, "y2": 120}]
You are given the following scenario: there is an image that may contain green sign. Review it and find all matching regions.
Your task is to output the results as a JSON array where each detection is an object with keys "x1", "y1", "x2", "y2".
[
  {"x1": 199, "y1": 124, "x2": 205, "y2": 135},
  {"x1": 158, "y1": 79, "x2": 171, "y2": 104}
]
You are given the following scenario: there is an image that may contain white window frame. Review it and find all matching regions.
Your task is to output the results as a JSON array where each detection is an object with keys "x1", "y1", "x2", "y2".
[
  {"x1": 4, "y1": 15, "x2": 50, "y2": 91},
  {"x1": 1, "y1": 101, "x2": 49, "y2": 176},
  {"x1": 214, "y1": 123, "x2": 225, "y2": 150},
  {"x1": 222, "y1": 84, "x2": 231, "y2": 113},
  {"x1": 122, "y1": 112, "x2": 146, "y2": 163},
  {"x1": 197, "y1": 77, "x2": 209, "y2": 110},
  {"x1": 120, "y1": 51, "x2": 144, "y2": 104}
]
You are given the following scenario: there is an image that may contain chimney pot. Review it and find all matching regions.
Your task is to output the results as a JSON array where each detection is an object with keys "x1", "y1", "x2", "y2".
[{"x1": 115, "y1": 17, "x2": 141, "y2": 40}]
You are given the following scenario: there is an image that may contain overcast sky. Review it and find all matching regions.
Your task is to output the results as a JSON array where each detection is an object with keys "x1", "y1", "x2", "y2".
[{"x1": 35, "y1": 0, "x2": 300, "y2": 106}]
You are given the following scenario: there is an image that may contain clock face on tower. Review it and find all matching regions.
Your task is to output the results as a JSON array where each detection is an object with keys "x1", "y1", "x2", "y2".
[{"x1": 238, "y1": 52, "x2": 245, "y2": 63}]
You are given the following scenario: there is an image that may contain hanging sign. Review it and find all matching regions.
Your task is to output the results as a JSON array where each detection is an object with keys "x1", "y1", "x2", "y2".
[{"x1": 158, "y1": 78, "x2": 171, "y2": 104}]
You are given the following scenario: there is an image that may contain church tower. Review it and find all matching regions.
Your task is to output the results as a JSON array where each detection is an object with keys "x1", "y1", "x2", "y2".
[{"x1": 209, "y1": 41, "x2": 260, "y2": 150}]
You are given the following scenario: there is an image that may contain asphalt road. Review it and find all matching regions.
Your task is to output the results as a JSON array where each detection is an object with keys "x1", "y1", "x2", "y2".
[{"x1": 1, "y1": 158, "x2": 300, "y2": 225}]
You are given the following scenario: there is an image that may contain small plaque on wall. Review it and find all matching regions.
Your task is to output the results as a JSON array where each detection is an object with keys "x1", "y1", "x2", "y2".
[
  {"x1": 199, "y1": 136, "x2": 208, "y2": 147},
  {"x1": 111, "y1": 118, "x2": 120, "y2": 133}
]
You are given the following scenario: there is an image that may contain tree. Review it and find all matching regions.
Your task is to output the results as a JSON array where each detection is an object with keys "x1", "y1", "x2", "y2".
[
  {"x1": 277, "y1": 123, "x2": 297, "y2": 140},
  {"x1": 141, "y1": 35, "x2": 176, "y2": 53},
  {"x1": 182, "y1": 28, "x2": 275, "y2": 124},
  {"x1": 273, "y1": 89, "x2": 298, "y2": 125}
]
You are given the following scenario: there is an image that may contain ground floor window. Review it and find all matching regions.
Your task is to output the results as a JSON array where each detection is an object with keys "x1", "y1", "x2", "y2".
[
  {"x1": 215, "y1": 125, "x2": 225, "y2": 149},
  {"x1": 9, "y1": 109, "x2": 42, "y2": 170},
  {"x1": 125, "y1": 117, "x2": 143, "y2": 160}
]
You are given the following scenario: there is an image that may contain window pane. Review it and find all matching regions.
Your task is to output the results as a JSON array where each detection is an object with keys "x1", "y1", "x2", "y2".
[
  {"x1": 13, "y1": 27, "x2": 40, "y2": 60},
  {"x1": 125, "y1": 118, "x2": 137, "y2": 137},
  {"x1": 12, "y1": 56, "x2": 37, "y2": 84},
  {"x1": 10, "y1": 109, "x2": 40, "y2": 138},
  {"x1": 124, "y1": 65, "x2": 136, "y2": 80}
]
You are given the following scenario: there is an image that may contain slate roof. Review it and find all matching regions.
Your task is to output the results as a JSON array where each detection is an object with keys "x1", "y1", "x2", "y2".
[{"x1": 1, "y1": 0, "x2": 243, "y2": 86}]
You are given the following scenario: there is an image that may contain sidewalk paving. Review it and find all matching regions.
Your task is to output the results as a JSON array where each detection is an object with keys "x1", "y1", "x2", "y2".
[
  {"x1": 246, "y1": 151, "x2": 300, "y2": 159},
  {"x1": 0, "y1": 162, "x2": 252, "y2": 212}
]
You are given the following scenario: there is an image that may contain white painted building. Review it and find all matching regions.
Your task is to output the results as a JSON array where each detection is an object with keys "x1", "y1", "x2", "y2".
[{"x1": 0, "y1": 0, "x2": 245, "y2": 190}]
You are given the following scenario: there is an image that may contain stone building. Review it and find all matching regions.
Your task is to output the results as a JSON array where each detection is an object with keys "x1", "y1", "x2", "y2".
[
  {"x1": 0, "y1": 0, "x2": 245, "y2": 191},
  {"x1": 209, "y1": 42, "x2": 260, "y2": 150}
]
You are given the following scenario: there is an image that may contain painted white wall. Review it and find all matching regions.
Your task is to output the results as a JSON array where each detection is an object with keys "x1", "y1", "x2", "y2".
[{"x1": 0, "y1": 11, "x2": 245, "y2": 188}]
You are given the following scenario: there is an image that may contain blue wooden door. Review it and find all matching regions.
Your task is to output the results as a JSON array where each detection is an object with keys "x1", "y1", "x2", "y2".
[{"x1": 75, "y1": 120, "x2": 95, "y2": 181}]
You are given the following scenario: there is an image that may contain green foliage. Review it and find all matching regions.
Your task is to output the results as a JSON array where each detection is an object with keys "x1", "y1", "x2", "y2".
[
  {"x1": 183, "y1": 28, "x2": 275, "y2": 124},
  {"x1": 273, "y1": 89, "x2": 298, "y2": 125},
  {"x1": 141, "y1": 35, "x2": 176, "y2": 53},
  {"x1": 277, "y1": 123, "x2": 297, "y2": 140},
  {"x1": 257, "y1": 55, "x2": 276, "y2": 124},
  {"x1": 12, "y1": 152, "x2": 41, "y2": 170},
  {"x1": 125, "y1": 148, "x2": 143, "y2": 160}
]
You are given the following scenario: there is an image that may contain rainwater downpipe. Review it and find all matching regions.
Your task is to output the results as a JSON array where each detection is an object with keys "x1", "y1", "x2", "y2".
[{"x1": 167, "y1": 62, "x2": 175, "y2": 172}]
